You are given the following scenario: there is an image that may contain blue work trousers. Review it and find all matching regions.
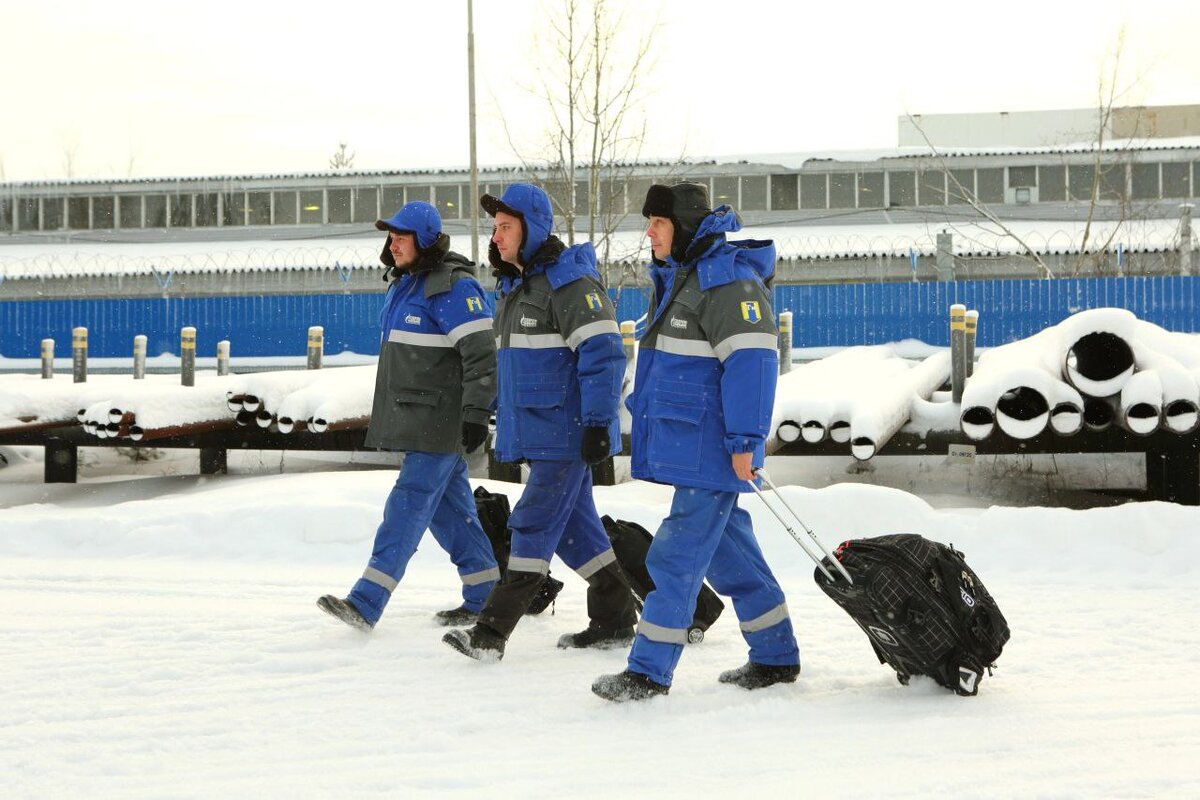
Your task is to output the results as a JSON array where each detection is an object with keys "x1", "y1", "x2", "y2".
[
  {"x1": 348, "y1": 451, "x2": 499, "y2": 625},
  {"x1": 627, "y1": 487, "x2": 799, "y2": 686}
]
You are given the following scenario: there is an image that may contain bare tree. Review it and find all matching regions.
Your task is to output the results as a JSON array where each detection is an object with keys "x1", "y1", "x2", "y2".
[
  {"x1": 502, "y1": 0, "x2": 663, "y2": 268},
  {"x1": 60, "y1": 135, "x2": 80, "y2": 179},
  {"x1": 329, "y1": 142, "x2": 356, "y2": 170}
]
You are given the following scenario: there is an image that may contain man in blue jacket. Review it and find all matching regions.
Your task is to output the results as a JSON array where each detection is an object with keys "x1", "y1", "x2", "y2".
[
  {"x1": 442, "y1": 183, "x2": 637, "y2": 660},
  {"x1": 318, "y1": 201, "x2": 500, "y2": 631},
  {"x1": 592, "y1": 182, "x2": 800, "y2": 701}
]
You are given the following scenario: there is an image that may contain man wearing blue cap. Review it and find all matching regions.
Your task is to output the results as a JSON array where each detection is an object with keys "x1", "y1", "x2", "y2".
[
  {"x1": 318, "y1": 201, "x2": 501, "y2": 631},
  {"x1": 442, "y1": 183, "x2": 637, "y2": 660}
]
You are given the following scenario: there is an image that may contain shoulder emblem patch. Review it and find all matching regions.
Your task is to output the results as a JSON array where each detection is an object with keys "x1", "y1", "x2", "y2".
[
  {"x1": 584, "y1": 291, "x2": 605, "y2": 311},
  {"x1": 405, "y1": 314, "x2": 422, "y2": 325},
  {"x1": 740, "y1": 301, "x2": 762, "y2": 323},
  {"x1": 465, "y1": 296, "x2": 484, "y2": 313}
]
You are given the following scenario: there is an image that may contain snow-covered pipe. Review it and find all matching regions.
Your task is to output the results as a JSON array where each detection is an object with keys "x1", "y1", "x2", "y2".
[
  {"x1": 827, "y1": 418, "x2": 851, "y2": 444},
  {"x1": 225, "y1": 393, "x2": 245, "y2": 413},
  {"x1": 1118, "y1": 369, "x2": 1162, "y2": 436},
  {"x1": 776, "y1": 421, "x2": 802, "y2": 443},
  {"x1": 959, "y1": 405, "x2": 995, "y2": 441},
  {"x1": 1164, "y1": 400, "x2": 1200, "y2": 434},
  {"x1": 1049, "y1": 401, "x2": 1084, "y2": 436},
  {"x1": 1083, "y1": 396, "x2": 1116, "y2": 431},
  {"x1": 108, "y1": 407, "x2": 124, "y2": 424},
  {"x1": 128, "y1": 425, "x2": 144, "y2": 442},
  {"x1": 995, "y1": 386, "x2": 1050, "y2": 440},
  {"x1": 1131, "y1": 342, "x2": 1200, "y2": 435},
  {"x1": 241, "y1": 395, "x2": 261, "y2": 413},
  {"x1": 800, "y1": 420, "x2": 826, "y2": 444},
  {"x1": 848, "y1": 351, "x2": 950, "y2": 461},
  {"x1": 235, "y1": 410, "x2": 252, "y2": 427},
  {"x1": 1058, "y1": 309, "x2": 1139, "y2": 397},
  {"x1": 255, "y1": 409, "x2": 274, "y2": 429}
]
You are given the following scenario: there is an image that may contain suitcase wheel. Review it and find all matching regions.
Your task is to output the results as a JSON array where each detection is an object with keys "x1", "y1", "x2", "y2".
[
  {"x1": 687, "y1": 627, "x2": 705, "y2": 645},
  {"x1": 896, "y1": 672, "x2": 910, "y2": 686}
]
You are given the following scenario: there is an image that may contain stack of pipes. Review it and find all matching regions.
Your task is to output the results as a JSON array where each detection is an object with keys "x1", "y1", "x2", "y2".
[{"x1": 959, "y1": 308, "x2": 1200, "y2": 441}]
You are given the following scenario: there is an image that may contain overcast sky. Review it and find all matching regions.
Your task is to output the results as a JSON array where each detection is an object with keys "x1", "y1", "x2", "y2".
[{"x1": 1, "y1": 0, "x2": 1197, "y2": 182}]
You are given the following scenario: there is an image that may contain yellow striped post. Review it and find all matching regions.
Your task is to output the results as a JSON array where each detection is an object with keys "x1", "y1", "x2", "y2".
[
  {"x1": 41, "y1": 338, "x2": 54, "y2": 379},
  {"x1": 133, "y1": 334, "x2": 147, "y2": 379},
  {"x1": 181, "y1": 326, "x2": 196, "y2": 387},
  {"x1": 778, "y1": 310, "x2": 794, "y2": 374},
  {"x1": 620, "y1": 320, "x2": 636, "y2": 368},
  {"x1": 307, "y1": 326, "x2": 324, "y2": 370},
  {"x1": 72, "y1": 327, "x2": 87, "y2": 383},
  {"x1": 950, "y1": 304, "x2": 966, "y2": 403},
  {"x1": 965, "y1": 310, "x2": 979, "y2": 378}
]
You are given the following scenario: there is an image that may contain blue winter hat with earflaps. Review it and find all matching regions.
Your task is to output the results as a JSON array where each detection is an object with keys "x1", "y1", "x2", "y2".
[
  {"x1": 375, "y1": 201, "x2": 442, "y2": 250},
  {"x1": 480, "y1": 183, "x2": 554, "y2": 265}
]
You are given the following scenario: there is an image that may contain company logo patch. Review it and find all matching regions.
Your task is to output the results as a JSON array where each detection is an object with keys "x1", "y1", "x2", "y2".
[
  {"x1": 960, "y1": 587, "x2": 976, "y2": 608},
  {"x1": 405, "y1": 314, "x2": 422, "y2": 325},
  {"x1": 465, "y1": 297, "x2": 484, "y2": 313},
  {"x1": 669, "y1": 316, "x2": 688, "y2": 330},
  {"x1": 740, "y1": 301, "x2": 762, "y2": 323},
  {"x1": 520, "y1": 316, "x2": 538, "y2": 328},
  {"x1": 958, "y1": 666, "x2": 979, "y2": 694},
  {"x1": 867, "y1": 625, "x2": 898, "y2": 647},
  {"x1": 584, "y1": 291, "x2": 605, "y2": 311}
]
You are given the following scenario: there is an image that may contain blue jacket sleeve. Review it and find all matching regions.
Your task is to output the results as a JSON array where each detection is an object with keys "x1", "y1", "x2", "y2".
[{"x1": 550, "y1": 277, "x2": 625, "y2": 426}]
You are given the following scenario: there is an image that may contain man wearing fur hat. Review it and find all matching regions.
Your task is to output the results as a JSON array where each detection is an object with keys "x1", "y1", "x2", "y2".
[
  {"x1": 592, "y1": 182, "x2": 800, "y2": 702},
  {"x1": 318, "y1": 201, "x2": 500, "y2": 631},
  {"x1": 442, "y1": 183, "x2": 638, "y2": 660}
]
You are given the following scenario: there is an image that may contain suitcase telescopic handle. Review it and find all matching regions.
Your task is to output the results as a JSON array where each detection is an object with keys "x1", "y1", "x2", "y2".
[{"x1": 747, "y1": 469, "x2": 853, "y2": 585}]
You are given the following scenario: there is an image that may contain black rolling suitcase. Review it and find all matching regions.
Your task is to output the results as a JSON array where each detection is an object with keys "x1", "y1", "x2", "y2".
[
  {"x1": 472, "y1": 486, "x2": 563, "y2": 615},
  {"x1": 600, "y1": 515, "x2": 725, "y2": 643},
  {"x1": 815, "y1": 534, "x2": 1010, "y2": 696}
]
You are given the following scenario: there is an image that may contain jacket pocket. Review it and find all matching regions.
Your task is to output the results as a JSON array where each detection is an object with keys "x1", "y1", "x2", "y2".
[
  {"x1": 648, "y1": 397, "x2": 704, "y2": 472},
  {"x1": 515, "y1": 374, "x2": 569, "y2": 447},
  {"x1": 393, "y1": 388, "x2": 444, "y2": 434}
]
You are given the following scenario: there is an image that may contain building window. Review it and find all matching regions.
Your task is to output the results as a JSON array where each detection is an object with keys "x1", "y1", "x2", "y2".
[
  {"x1": 857, "y1": 172, "x2": 884, "y2": 207},
  {"x1": 1194, "y1": 162, "x2": 1199, "y2": 197},
  {"x1": 328, "y1": 189, "x2": 352, "y2": 224},
  {"x1": 918, "y1": 171, "x2": 945, "y2": 205},
  {"x1": 273, "y1": 191, "x2": 297, "y2": 224},
  {"x1": 741, "y1": 176, "x2": 767, "y2": 211},
  {"x1": 1038, "y1": 166, "x2": 1066, "y2": 202},
  {"x1": 300, "y1": 190, "x2": 323, "y2": 224},
  {"x1": 1162, "y1": 163, "x2": 1189, "y2": 198},
  {"x1": 435, "y1": 185, "x2": 460, "y2": 219},
  {"x1": 380, "y1": 186, "x2": 404, "y2": 217},
  {"x1": 712, "y1": 176, "x2": 738, "y2": 207},
  {"x1": 43, "y1": 197, "x2": 65, "y2": 229},
  {"x1": 573, "y1": 180, "x2": 590, "y2": 219},
  {"x1": 625, "y1": 179, "x2": 652, "y2": 216},
  {"x1": 1099, "y1": 164, "x2": 1126, "y2": 201},
  {"x1": 119, "y1": 196, "x2": 142, "y2": 228},
  {"x1": 976, "y1": 169, "x2": 1003, "y2": 204},
  {"x1": 170, "y1": 195, "x2": 193, "y2": 227},
  {"x1": 353, "y1": 187, "x2": 378, "y2": 223},
  {"x1": 93, "y1": 196, "x2": 115, "y2": 229},
  {"x1": 0, "y1": 198, "x2": 11, "y2": 231},
  {"x1": 888, "y1": 171, "x2": 916, "y2": 207},
  {"x1": 948, "y1": 170, "x2": 975, "y2": 204},
  {"x1": 829, "y1": 173, "x2": 855, "y2": 208},
  {"x1": 1068, "y1": 164, "x2": 1095, "y2": 201},
  {"x1": 770, "y1": 174, "x2": 798, "y2": 210},
  {"x1": 17, "y1": 198, "x2": 39, "y2": 230},
  {"x1": 1131, "y1": 163, "x2": 1160, "y2": 200},
  {"x1": 800, "y1": 174, "x2": 827, "y2": 209},
  {"x1": 407, "y1": 185, "x2": 432, "y2": 204},
  {"x1": 222, "y1": 192, "x2": 246, "y2": 226},
  {"x1": 247, "y1": 192, "x2": 271, "y2": 226},
  {"x1": 68, "y1": 197, "x2": 89, "y2": 229},
  {"x1": 145, "y1": 196, "x2": 167, "y2": 228},
  {"x1": 1008, "y1": 166, "x2": 1037, "y2": 188},
  {"x1": 195, "y1": 193, "x2": 219, "y2": 227}
]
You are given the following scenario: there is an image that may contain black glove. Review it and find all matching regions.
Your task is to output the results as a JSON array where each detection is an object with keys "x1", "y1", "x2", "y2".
[
  {"x1": 580, "y1": 425, "x2": 611, "y2": 465},
  {"x1": 461, "y1": 421, "x2": 489, "y2": 454}
]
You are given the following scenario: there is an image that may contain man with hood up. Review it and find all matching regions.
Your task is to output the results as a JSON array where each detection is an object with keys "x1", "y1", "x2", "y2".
[
  {"x1": 592, "y1": 182, "x2": 801, "y2": 702},
  {"x1": 317, "y1": 201, "x2": 500, "y2": 631},
  {"x1": 442, "y1": 183, "x2": 638, "y2": 660}
]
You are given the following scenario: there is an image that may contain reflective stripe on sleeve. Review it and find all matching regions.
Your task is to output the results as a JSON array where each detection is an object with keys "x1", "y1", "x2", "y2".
[
  {"x1": 507, "y1": 556, "x2": 551, "y2": 576},
  {"x1": 447, "y1": 317, "x2": 494, "y2": 345},
  {"x1": 739, "y1": 602, "x2": 790, "y2": 633},
  {"x1": 654, "y1": 335, "x2": 718, "y2": 359},
  {"x1": 636, "y1": 619, "x2": 690, "y2": 645},
  {"x1": 566, "y1": 320, "x2": 620, "y2": 351},
  {"x1": 461, "y1": 566, "x2": 501, "y2": 586},
  {"x1": 362, "y1": 566, "x2": 398, "y2": 592},
  {"x1": 508, "y1": 333, "x2": 568, "y2": 350},
  {"x1": 574, "y1": 549, "x2": 616, "y2": 580},
  {"x1": 713, "y1": 332, "x2": 779, "y2": 362},
  {"x1": 387, "y1": 329, "x2": 453, "y2": 348}
]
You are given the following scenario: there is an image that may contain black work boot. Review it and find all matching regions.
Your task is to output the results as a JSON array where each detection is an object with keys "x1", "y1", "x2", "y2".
[
  {"x1": 557, "y1": 621, "x2": 635, "y2": 649},
  {"x1": 434, "y1": 605, "x2": 480, "y2": 627},
  {"x1": 317, "y1": 595, "x2": 373, "y2": 631},
  {"x1": 442, "y1": 624, "x2": 507, "y2": 661},
  {"x1": 591, "y1": 670, "x2": 670, "y2": 702},
  {"x1": 718, "y1": 661, "x2": 801, "y2": 690}
]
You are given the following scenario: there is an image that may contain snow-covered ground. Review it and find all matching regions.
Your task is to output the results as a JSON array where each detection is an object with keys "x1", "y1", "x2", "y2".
[{"x1": 2, "y1": 447, "x2": 1197, "y2": 797}]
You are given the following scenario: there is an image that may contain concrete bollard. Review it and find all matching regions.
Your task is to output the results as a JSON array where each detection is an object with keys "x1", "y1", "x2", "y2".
[
  {"x1": 1181, "y1": 204, "x2": 1194, "y2": 276},
  {"x1": 181, "y1": 327, "x2": 196, "y2": 387},
  {"x1": 41, "y1": 339, "x2": 54, "y2": 379},
  {"x1": 307, "y1": 326, "x2": 324, "y2": 370},
  {"x1": 936, "y1": 231, "x2": 955, "y2": 281},
  {"x1": 950, "y1": 305, "x2": 966, "y2": 403},
  {"x1": 72, "y1": 327, "x2": 87, "y2": 383},
  {"x1": 620, "y1": 320, "x2": 636, "y2": 367},
  {"x1": 778, "y1": 311, "x2": 793, "y2": 374},
  {"x1": 965, "y1": 310, "x2": 978, "y2": 379},
  {"x1": 217, "y1": 340, "x2": 231, "y2": 376},
  {"x1": 133, "y1": 334, "x2": 147, "y2": 380}
]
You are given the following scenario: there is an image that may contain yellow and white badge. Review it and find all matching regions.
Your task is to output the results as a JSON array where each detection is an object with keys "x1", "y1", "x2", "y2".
[
  {"x1": 740, "y1": 301, "x2": 762, "y2": 323},
  {"x1": 585, "y1": 292, "x2": 605, "y2": 311}
]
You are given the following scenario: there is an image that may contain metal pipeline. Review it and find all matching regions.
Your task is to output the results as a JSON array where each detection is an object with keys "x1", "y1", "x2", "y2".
[
  {"x1": 994, "y1": 386, "x2": 1050, "y2": 440},
  {"x1": 1063, "y1": 331, "x2": 1135, "y2": 397}
]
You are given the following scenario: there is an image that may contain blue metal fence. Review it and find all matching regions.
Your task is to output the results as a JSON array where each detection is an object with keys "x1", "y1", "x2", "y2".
[{"x1": 2, "y1": 277, "x2": 1197, "y2": 359}]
